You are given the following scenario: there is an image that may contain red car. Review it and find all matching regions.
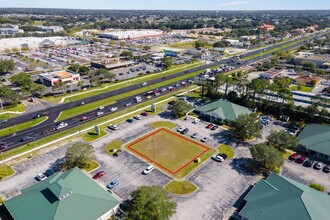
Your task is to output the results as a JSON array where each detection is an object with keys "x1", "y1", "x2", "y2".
[
  {"x1": 81, "y1": 116, "x2": 89, "y2": 121},
  {"x1": 206, "y1": 124, "x2": 213, "y2": 129},
  {"x1": 289, "y1": 153, "x2": 299, "y2": 160},
  {"x1": 93, "y1": 171, "x2": 105, "y2": 179},
  {"x1": 141, "y1": 112, "x2": 148, "y2": 116},
  {"x1": 296, "y1": 155, "x2": 307, "y2": 164}
]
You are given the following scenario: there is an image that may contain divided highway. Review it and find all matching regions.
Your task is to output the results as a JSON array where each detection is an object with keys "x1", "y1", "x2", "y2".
[{"x1": 0, "y1": 35, "x2": 320, "y2": 151}]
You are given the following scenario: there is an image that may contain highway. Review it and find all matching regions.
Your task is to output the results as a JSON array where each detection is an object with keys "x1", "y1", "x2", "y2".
[{"x1": 0, "y1": 34, "x2": 322, "y2": 151}]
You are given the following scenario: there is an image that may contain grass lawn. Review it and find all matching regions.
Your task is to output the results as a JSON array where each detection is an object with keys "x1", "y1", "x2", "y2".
[
  {"x1": 81, "y1": 128, "x2": 107, "y2": 142},
  {"x1": 0, "y1": 103, "x2": 26, "y2": 114},
  {"x1": 56, "y1": 69, "x2": 204, "y2": 121},
  {"x1": 165, "y1": 180, "x2": 197, "y2": 195},
  {"x1": 0, "y1": 117, "x2": 47, "y2": 137},
  {"x1": 149, "y1": 121, "x2": 177, "y2": 129},
  {"x1": 126, "y1": 128, "x2": 212, "y2": 178},
  {"x1": 218, "y1": 144, "x2": 235, "y2": 159},
  {"x1": 0, "y1": 113, "x2": 20, "y2": 120},
  {"x1": 290, "y1": 85, "x2": 314, "y2": 92},
  {"x1": 170, "y1": 41, "x2": 213, "y2": 49},
  {"x1": 0, "y1": 165, "x2": 15, "y2": 180},
  {"x1": 43, "y1": 62, "x2": 202, "y2": 103},
  {"x1": 83, "y1": 160, "x2": 100, "y2": 172},
  {"x1": 242, "y1": 37, "x2": 312, "y2": 61},
  {"x1": 105, "y1": 140, "x2": 124, "y2": 156}
]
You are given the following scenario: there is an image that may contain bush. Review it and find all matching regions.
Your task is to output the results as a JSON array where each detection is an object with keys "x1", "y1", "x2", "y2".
[{"x1": 309, "y1": 183, "x2": 325, "y2": 192}]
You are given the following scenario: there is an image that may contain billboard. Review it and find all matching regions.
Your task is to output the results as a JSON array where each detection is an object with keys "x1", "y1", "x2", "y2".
[{"x1": 164, "y1": 50, "x2": 178, "y2": 57}]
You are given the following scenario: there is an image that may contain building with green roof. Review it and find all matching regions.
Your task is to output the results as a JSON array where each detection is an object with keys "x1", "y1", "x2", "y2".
[
  {"x1": 195, "y1": 99, "x2": 252, "y2": 122},
  {"x1": 297, "y1": 123, "x2": 330, "y2": 161},
  {"x1": 239, "y1": 172, "x2": 330, "y2": 220},
  {"x1": 4, "y1": 167, "x2": 120, "y2": 220}
]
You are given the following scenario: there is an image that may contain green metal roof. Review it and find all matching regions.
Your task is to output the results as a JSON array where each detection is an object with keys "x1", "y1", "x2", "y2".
[
  {"x1": 4, "y1": 167, "x2": 120, "y2": 220},
  {"x1": 240, "y1": 173, "x2": 330, "y2": 220},
  {"x1": 196, "y1": 99, "x2": 252, "y2": 121},
  {"x1": 297, "y1": 123, "x2": 330, "y2": 156}
]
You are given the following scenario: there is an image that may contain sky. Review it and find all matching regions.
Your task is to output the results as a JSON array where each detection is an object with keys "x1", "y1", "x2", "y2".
[{"x1": 0, "y1": 0, "x2": 329, "y2": 10}]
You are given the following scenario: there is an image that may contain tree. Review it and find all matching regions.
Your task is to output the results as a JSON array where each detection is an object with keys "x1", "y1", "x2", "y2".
[
  {"x1": 232, "y1": 113, "x2": 262, "y2": 141},
  {"x1": 194, "y1": 40, "x2": 206, "y2": 49},
  {"x1": 10, "y1": 72, "x2": 33, "y2": 90},
  {"x1": 78, "y1": 65, "x2": 89, "y2": 74},
  {"x1": 143, "y1": 45, "x2": 151, "y2": 51},
  {"x1": 68, "y1": 63, "x2": 81, "y2": 72},
  {"x1": 248, "y1": 78, "x2": 269, "y2": 106},
  {"x1": 96, "y1": 69, "x2": 116, "y2": 83},
  {"x1": 64, "y1": 142, "x2": 95, "y2": 170},
  {"x1": 0, "y1": 84, "x2": 21, "y2": 105},
  {"x1": 0, "y1": 59, "x2": 15, "y2": 75},
  {"x1": 4, "y1": 48, "x2": 11, "y2": 55},
  {"x1": 250, "y1": 144, "x2": 284, "y2": 171},
  {"x1": 169, "y1": 100, "x2": 193, "y2": 118},
  {"x1": 213, "y1": 40, "x2": 230, "y2": 48},
  {"x1": 162, "y1": 57, "x2": 174, "y2": 69},
  {"x1": 267, "y1": 130, "x2": 298, "y2": 152},
  {"x1": 303, "y1": 61, "x2": 318, "y2": 71},
  {"x1": 127, "y1": 185, "x2": 177, "y2": 220},
  {"x1": 30, "y1": 83, "x2": 46, "y2": 97},
  {"x1": 121, "y1": 50, "x2": 134, "y2": 58}
]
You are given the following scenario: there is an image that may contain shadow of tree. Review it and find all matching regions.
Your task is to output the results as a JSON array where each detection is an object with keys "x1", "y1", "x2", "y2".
[{"x1": 229, "y1": 157, "x2": 256, "y2": 176}]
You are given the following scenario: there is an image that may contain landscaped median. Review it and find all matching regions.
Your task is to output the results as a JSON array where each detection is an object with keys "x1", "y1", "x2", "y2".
[
  {"x1": 241, "y1": 37, "x2": 313, "y2": 61},
  {"x1": 165, "y1": 180, "x2": 198, "y2": 195},
  {"x1": 149, "y1": 121, "x2": 177, "y2": 129},
  {"x1": 82, "y1": 160, "x2": 100, "y2": 172},
  {"x1": 218, "y1": 144, "x2": 235, "y2": 159},
  {"x1": 0, "y1": 165, "x2": 15, "y2": 180},
  {"x1": 55, "y1": 69, "x2": 205, "y2": 122},
  {"x1": 1, "y1": 87, "x2": 197, "y2": 163},
  {"x1": 0, "y1": 116, "x2": 48, "y2": 137},
  {"x1": 105, "y1": 140, "x2": 123, "y2": 156}
]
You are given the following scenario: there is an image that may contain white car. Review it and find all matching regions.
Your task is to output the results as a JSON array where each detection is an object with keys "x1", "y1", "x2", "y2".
[
  {"x1": 109, "y1": 107, "x2": 118, "y2": 112},
  {"x1": 108, "y1": 124, "x2": 118, "y2": 130},
  {"x1": 96, "y1": 112, "x2": 104, "y2": 116},
  {"x1": 142, "y1": 165, "x2": 155, "y2": 175},
  {"x1": 56, "y1": 122, "x2": 68, "y2": 130},
  {"x1": 212, "y1": 155, "x2": 224, "y2": 162},
  {"x1": 36, "y1": 173, "x2": 47, "y2": 181},
  {"x1": 177, "y1": 126, "x2": 185, "y2": 132},
  {"x1": 134, "y1": 115, "x2": 141, "y2": 120},
  {"x1": 193, "y1": 118, "x2": 200, "y2": 124},
  {"x1": 98, "y1": 106, "x2": 104, "y2": 110}
]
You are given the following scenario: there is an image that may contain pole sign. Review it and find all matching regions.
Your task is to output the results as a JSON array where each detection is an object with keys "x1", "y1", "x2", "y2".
[{"x1": 151, "y1": 104, "x2": 156, "y2": 112}]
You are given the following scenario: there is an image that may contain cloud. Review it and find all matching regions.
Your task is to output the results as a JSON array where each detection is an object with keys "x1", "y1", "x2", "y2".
[{"x1": 219, "y1": 1, "x2": 249, "y2": 6}]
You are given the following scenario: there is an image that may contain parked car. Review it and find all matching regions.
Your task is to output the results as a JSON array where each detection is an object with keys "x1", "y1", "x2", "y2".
[
  {"x1": 323, "y1": 165, "x2": 330, "y2": 173},
  {"x1": 93, "y1": 171, "x2": 105, "y2": 179},
  {"x1": 218, "y1": 153, "x2": 228, "y2": 160},
  {"x1": 142, "y1": 165, "x2": 155, "y2": 175},
  {"x1": 107, "y1": 180, "x2": 119, "y2": 189},
  {"x1": 108, "y1": 124, "x2": 118, "y2": 130},
  {"x1": 177, "y1": 126, "x2": 185, "y2": 132},
  {"x1": 201, "y1": 137, "x2": 209, "y2": 142},
  {"x1": 114, "y1": 150, "x2": 123, "y2": 156},
  {"x1": 127, "y1": 118, "x2": 134, "y2": 123},
  {"x1": 295, "y1": 155, "x2": 306, "y2": 164},
  {"x1": 303, "y1": 159, "x2": 314, "y2": 167},
  {"x1": 134, "y1": 115, "x2": 141, "y2": 120},
  {"x1": 45, "y1": 169, "x2": 55, "y2": 177},
  {"x1": 314, "y1": 162, "x2": 323, "y2": 170},
  {"x1": 289, "y1": 153, "x2": 299, "y2": 160},
  {"x1": 181, "y1": 128, "x2": 189, "y2": 134},
  {"x1": 193, "y1": 118, "x2": 200, "y2": 124},
  {"x1": 141, "y1": 112, "x2": 148, "y2": 116},
  {"x1": 212, "y1": 154, "x2": 224, "y2": 162},
  {"x1": 211, "y1": 125, "x2": 219, "y2": 131},
  {"x1": 36, "y1": 173, "x2": 47, "y2": 181},
  {"x1": 206, "y1": 124, "x2": 213, "y2": 129},
  {"x1": 191, "y1": 133, "x2": 198, "y2": 139}
]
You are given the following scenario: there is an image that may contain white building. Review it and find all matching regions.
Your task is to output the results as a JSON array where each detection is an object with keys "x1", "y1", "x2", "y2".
[
  {"x1": 39, "y1": 70, "x2": 80, "y2": 87},
  {"x1": 99, "y1": 30, "x2": 163, "y2": 40},
  {"x1": 0, "y1": 28, "x2": 24, "y2": 36},
  {"x1": 0, "y1": 37, "x2": 68, "y2": 51},
  {"x1": 38, "y1": 26, "x2": 64, "y2": 33}
]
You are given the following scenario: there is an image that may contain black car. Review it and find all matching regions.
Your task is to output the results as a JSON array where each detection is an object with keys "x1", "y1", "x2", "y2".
[
  {"x1": 218, "y1": 153, "x2": 228, "y2": 160},
  {"x1": 0, "y1": 119, "x2": 8, "y2": 124},
  {"x1": 323, "y1": 166, "x2": 330, "y2": 173},
  {"x1": 211, "y1": 125, "x2": 219, "y2": 131},
  {"x1": 33, "y1": 114, "x2": 41, "y2": 119},
  {"x1": 303, "y1": 159, "x2": 314, "y2": 167},
  {"x1": 181, "y1": 128, "x2": 189, "y2": 134},
  {"x1": 20, "y1": 136, "x2": 34, "y2": 142},
  {"x1": 0, "y1": 142, "x2": 7, "y2": 150},
  {"x1": 45, "y1": 169, "x2": 55, "y2": 177},
  {"x1": 168, "y1": 100, "x2": 176, "y2": 105},
  {"x1": 126, "y1": 118, "x2": 134, "y2": 123}
]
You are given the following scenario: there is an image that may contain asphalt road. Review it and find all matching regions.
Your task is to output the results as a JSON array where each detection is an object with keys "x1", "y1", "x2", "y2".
[{"x1": 0, "y1": 34, "x2": 321, "y2": 151}]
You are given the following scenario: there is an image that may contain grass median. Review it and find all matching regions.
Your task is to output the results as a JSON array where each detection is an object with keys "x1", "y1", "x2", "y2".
[
  {"x1": 218, "y1": 144, "x2": 235, "y2": 159},
  {"x1": 0, "y1": 165, "x2": 15, "y2": 180},
  {"x1": 150, "y1": 121, "x2": 177, "y2": 129},
  {"x1": 105, "y1": 140, "x2": 123, "y2": 156},
  {"x1": 0, "y1": 117, "x2": 47, "y2": 137},
  {"x1": 242, "y1": 37, "x2": 313, "y2": 61},
  {"x1": 165, "y1": 180, "x2": 197, "y2": 195},
  {"x1": 0, "y1": 103, "x2": 27, "y2": 114},
  {"x1": 0, "y1": 88, "x2": 188, "y2": 162},
  {"x1": 56, "y1": 70, "x2": 204, "y2": 122}
]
